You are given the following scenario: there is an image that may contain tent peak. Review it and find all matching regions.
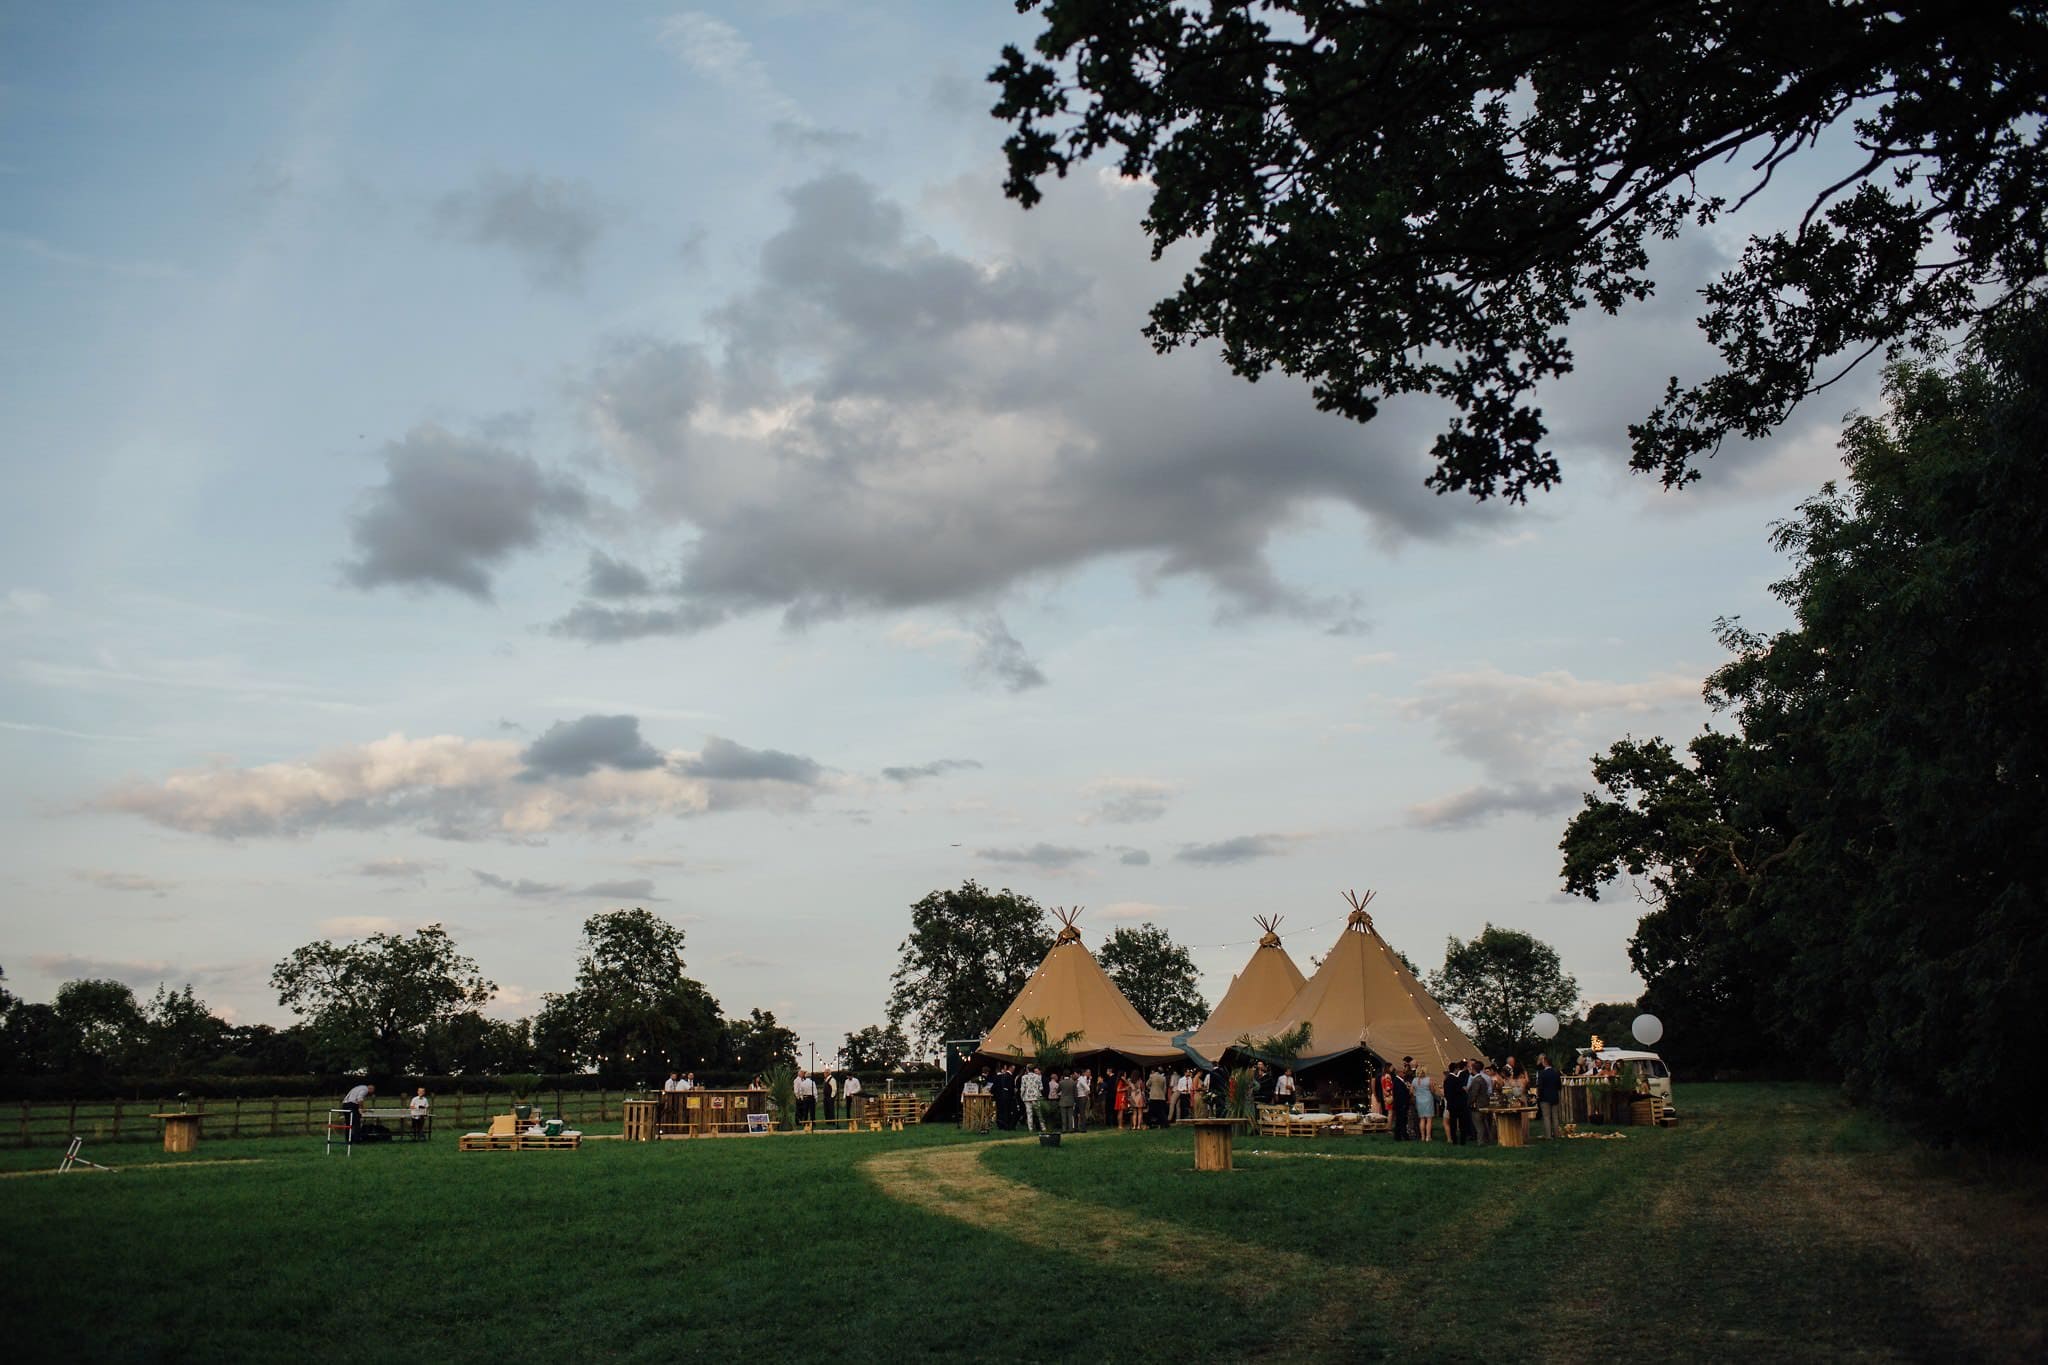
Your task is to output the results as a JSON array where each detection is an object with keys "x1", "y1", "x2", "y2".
[
  {"x1": 1342, "y1": 888, "x2": 1377, "y2": 932},
  {"x1": 1050, "y1": 904, "x2": 1084, "y2": 944},
  {"x1": 1254, "y1": 912, "x2": 1285, "y2": 948}
]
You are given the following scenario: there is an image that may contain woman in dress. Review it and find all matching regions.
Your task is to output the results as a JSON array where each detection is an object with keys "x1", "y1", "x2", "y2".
[{"x1": 1412, "y1": 1066, "x2": 1437, "y2": 1142}]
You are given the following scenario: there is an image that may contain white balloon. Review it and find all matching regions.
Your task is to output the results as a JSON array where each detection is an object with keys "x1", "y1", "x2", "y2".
[
  {"x1": 1530, "y1": 1012, "x2": 1559, "y2": 1040},
  {"x1": 1631, "y1": 1013, "x2": 1664, "y2": 1046}
]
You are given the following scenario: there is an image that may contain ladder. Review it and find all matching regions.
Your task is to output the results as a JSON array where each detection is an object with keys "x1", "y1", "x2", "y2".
[{"x1": 58, "y1": 1136, "x2": 115, "y2": 1174}]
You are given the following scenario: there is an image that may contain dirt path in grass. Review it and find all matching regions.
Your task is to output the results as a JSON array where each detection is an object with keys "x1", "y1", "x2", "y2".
[{"x1": 864, "y1": 1136, "x2": 1389, "y2": 1338}]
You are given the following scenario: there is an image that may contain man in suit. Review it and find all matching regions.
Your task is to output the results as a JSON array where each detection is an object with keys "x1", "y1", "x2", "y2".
[
  {"x1": 1535, "y1": 1053, "x2": 1563, "y2": 1138},
  {"x1": 1058, "y1": 1071, "x2": 1078, "y2": 1132},
  {"x1": 820, "y1": 1069, "x2": 837, "y2": 1122},
  {"x1": 1465, "y1": 1062, "x2": 1494, "y2": 1145},
  {"x1": 1020, "y1": 1065, "x2": 1044, "y2": 1131},
  {"x1": 1388, "y1": 1059, "x2": 1412, "y2": 1141},
  {"x1": 1446, "y1": 1061, "x2": 1473, "y2": 1145}
]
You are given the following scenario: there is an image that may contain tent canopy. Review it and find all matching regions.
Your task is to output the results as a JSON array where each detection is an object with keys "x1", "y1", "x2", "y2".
[
  {"x1": 1232, "y1": 893, "x2": 1481, "y2": 1073},
  {"x1": 975, "y1": 914, "x2": 1184, "y2": 1063},
  {"x1": 1185, "y1": 915, "x2": 1308, "y2": 1066}
]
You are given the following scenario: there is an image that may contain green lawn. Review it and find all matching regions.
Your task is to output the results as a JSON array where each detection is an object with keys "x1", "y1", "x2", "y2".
[{"x1": 2, "y1": 1084, "x2": 2042, "y2": 1362}]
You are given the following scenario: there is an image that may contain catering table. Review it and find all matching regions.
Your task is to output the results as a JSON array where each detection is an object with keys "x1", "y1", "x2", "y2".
[
  {"x1": 1490, "y1": 1106, "x2": 1535, "y2": 1148},
  {"x1": 151, "y1": 1112, "x2": 202, "y2": 1153}
]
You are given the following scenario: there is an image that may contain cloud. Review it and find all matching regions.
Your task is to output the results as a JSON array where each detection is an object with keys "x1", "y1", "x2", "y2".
[
  {"x1": 434, "y1": 170, "x2": 607, "y2": 288},
  {"x1": 71, "y1": 870, "x2": 176, "y2": 896},
  {"x1": 520, "y1": 714, "x2": 664, "y2": 780},
  {"x1": 584, "y1": 551, "x2": 654, "y2": 600},
  {"x1": 1112, "y1": 847, "x2": 1152, "y2": 866},
  {"x1": 356, "y1": 858, "x2": 439, "y2": 879},
  {"x1": 320, "y1": 915, "x2": 407, "y2": 935},
  {"x1": 472, "y1": 869, "x2": 564, "y2": 897},
  {"x1": 1081, "y1": 778, "x2": 1174, "y2": 825},
  {"x1": 343, "y1": 425, "x2": 589, "y2": 600},
  {"x1": 968, "y1": 614, "x2": 1047, "y2": 692},
  {"x1": 975, "y1": 843, "x2": 1092, "y2": 870},
  {"x1": 1403, "y1": 667, "x2": 1702, "y2": 780},
  {"x1": 28, "y1": 954, "x2": 252, "y2": 993},
  {"x1": 473, "y1": 870, "x2": 662, "y2": 901},
  {"x1": 1099, "y1": 900, "x2": 1175, "y2": 921},
  {"x1": 674, "y1": 735, "x2": 822, "y2": 785},
  {"x1": 1405, "y1": 781, "x2": 1584, "y2": 830},
  {"x1": 93, "y1": 728, "x2": 833, "y2": 841},
  {"x1": 525, "y1": 169, "x2": 1486, "y2": 670},
  {"x1": 880, "y1": 758, "x2": 982, "y2": 784},
  {"x1": 1175, "y1": 833, "x2": 1296, "y2": 866}
]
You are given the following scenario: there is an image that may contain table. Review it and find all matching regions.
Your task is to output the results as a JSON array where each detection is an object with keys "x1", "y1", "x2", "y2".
[
  {"x1": 1491, "y1": 1106, "x2": 1535, "y2": 1148},
  {"x1": 960, "y1": 1093, "x2": 995, "y2": 1133},
  {"x1": 151, "y1": 1112, "x2": 202, "y2": 1153},
  {"x1": 1182, "y1": 1117, "x2": 1241, "y2": 1171}
]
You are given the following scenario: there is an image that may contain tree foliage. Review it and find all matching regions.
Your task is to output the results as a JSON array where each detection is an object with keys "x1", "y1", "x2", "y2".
[
  {"x1": 271, "y1": 924, "x2": 495, "y2": 1074},
  {"x1": 1096, "y1": 922, "x2": 1208, "y2": 1030},
  {"x1": 993, "y1": 2, "x2": 2048, "y2": 500},
  {"x1": 540, "y1": 908, "x2": 725, "y2": 1079},
  {"x1": 722, "y1": 1008, "x2": 799, "y2": 1076},
  {"x1": 840, "y1": 1022, "x2": 911, "y2": 1072},
  {"x1": 1561, "y1": 314, "x2": 2048, "y2": 1138},
  {"x1": 886, "y1": 881, "x2": 1053, "y2": 1051},
  {"x1": 1428, "y1": 924, "x2": 1579, "y2": 1060}
]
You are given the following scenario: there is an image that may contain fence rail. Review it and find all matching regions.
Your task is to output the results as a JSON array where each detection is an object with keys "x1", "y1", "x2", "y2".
[{"x1": 8, "y1": 1090, "x2": 636, "y2": 1147}]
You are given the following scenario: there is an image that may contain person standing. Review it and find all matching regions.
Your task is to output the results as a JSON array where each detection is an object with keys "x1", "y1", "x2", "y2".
[
  {"x1": 821, "y1": 1069, "x2": 838, "y2": 1122},
  {"x1": 1466, "y1": 1063, "x2": 1494, "y2": 1145},
  {"x1": 341, "y1": 1080, "x2": 373, "y2": 1143},
  {"x1": 408, "y1": 1086, "x2": 430, "y2": 1139},
  {"x1": 842, "y1": 1070, "x2": 862, "y2": 1123},
  {"x1": 1444, "y1": 1061, "x2": 1469, "y2": 1144},
  {"x1": 1388, "y1": 1062, "x2": 1412, "y2": 1141},
  {"x1": 663, "y1": 1072, "x2": 682, "y2": 1092},
  {"x1": 1146, "y1": 1066, "x2": 1169, "y2": 1129},
  {"x1": 1021, "y1": 1065, "x2": 1044, "y2": 1131},
  {"x1": 1275, "y1": 1067, "x2": 1296, "y2": 1106},
  {"x1": 1057, "y1": 1071, "x2": 1078, "y2": 1132},
  {"x1": 794, "y1": 1069, "x2": 817, "y2": 1125},
  {"x1": 1075, "y1": 1069, "x2": 1092, "y2": 1131},
  {"x1": 1411, "y1": 1068, "x2": 1436, "y2": 1143},
  {"x1": 1535, "y1": 1053, "x2": 1562, "y2": 1139}
]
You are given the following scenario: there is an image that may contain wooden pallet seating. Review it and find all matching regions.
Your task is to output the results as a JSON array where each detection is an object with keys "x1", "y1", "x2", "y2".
[{"x1": 459, "y1": 1115, "x2": 583, "y2": 1151}]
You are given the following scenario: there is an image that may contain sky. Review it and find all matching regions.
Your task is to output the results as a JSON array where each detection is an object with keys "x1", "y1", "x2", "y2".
[{"x1": 0, "y1": 2, "x2": 1877, "y2": 1061}]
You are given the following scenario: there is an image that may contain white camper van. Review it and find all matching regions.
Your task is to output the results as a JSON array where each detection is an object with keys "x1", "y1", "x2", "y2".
[{"x1": 1575, "y1": 1047, "x2": 1676, "y2": 1115}]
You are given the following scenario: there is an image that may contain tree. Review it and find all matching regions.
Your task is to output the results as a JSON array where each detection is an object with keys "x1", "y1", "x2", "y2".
[
  {"x1": 139, "y1": 984, "x2": 228, "y2": 1077},
  {"x1": 1561, "y1": 314, "x2": 2048, "y2": 1138},
  {"x1": 722, "y1": 1008, "x2": 799, "y2": 1076},
  {"x1": 840, "y1": 1022, "x2": 911, "y2": 1073},
  {"x1": 993, "y1": 3, "x2": 2047, "y2": 500},
  {"x1": 886, "y1": 881, "x2": 1053, "y2": 1053},
  {"x1": 271, "y1": 924, "x2": 494, "y2": 1075},
  {"x1": 1097, "y1": 922, "x2": 1208, "y2": 1030},
  {"x1": 543, "y1": 908, "x2": 724, "y2": 1079},
  {"x1": 51, "y1": 979, "x2": 148, "y2": 1075},
  {"x1": 1428, "y1": 925, "x2": 1579, "y2": 1061}
]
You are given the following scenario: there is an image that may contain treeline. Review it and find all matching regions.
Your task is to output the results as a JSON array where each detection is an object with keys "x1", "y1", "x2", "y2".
[
  {"x1": 1560, "y1": 321, "x2": 2048, "y2": 1143},
  {"x1": 0, "y1": 909, "x2": 897, "y2": 1087}
]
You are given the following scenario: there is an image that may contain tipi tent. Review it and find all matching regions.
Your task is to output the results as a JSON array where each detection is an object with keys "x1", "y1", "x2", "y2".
[
  {"x1": 922, "y1": 908, "x2": 1183, "y2": 1120},
  {"x1": 1185, "y1": 915, "x2": 1308, "y2": 1066},
  {"x1": 1236, "y1": 891, "x2": 1481, "y2": 1073}
]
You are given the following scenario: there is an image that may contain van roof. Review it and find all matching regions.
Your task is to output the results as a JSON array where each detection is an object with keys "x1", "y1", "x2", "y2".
[{"x1": 1575, "y1": 1047, "x2": 1664, "y2": 1062}]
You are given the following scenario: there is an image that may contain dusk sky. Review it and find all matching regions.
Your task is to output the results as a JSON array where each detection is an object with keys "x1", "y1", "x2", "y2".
[{"x1": 0, "y1": 2, "x2": 1875, "y2": 1059}]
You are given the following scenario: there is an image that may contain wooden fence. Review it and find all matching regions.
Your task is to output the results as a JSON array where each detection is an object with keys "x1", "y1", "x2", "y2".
[{"x1": 8, "y1": 1090, "x2": 635, "y2": 1147}]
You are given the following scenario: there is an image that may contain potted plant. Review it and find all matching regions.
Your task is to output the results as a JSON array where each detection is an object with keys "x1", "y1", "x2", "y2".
[{"x1": 1021, "y1": 1016, "x2": 1084, "y2": 1147}]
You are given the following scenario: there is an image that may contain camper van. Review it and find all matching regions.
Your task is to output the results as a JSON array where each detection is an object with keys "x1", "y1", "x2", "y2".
[{"x1": 1575, "y1": 1047, "x2": 1676, "y2": 1115}]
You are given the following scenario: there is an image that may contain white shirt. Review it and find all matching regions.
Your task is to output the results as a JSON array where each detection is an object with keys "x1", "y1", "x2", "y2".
[
  {"x1": 663, "y1": 1078, "x2": 680, "y2": 1091},
  {"x1": 678, "y1": 1078, "x2": 694, "y2": 1091},
  {"x1": 343, "y1": 1084, "x2": 371, "y2": 1105},
  {"x1": 1175, "y1": 1074, "x2": 1191, "y2": 1094},
  {"x1": 409, "y1": 1094, "x2": 429, "y2": 1116},
  {"x1": 794, "y1": 1077, "x2": 816, "y2": 1098},
  {"x1": 1076, "y1": 1074, "x2": 1090, "y2": 1098},
  {"x1": 843, "y1": 1075, "x2": 860, "y2": 1096},
  {"x1": 1276, "y1": 1074, "x2": 1295, "y2": 1096}
]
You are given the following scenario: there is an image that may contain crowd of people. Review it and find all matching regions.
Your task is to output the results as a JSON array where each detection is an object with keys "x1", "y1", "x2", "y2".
[{"x1": 959, "y1": 1051, "x2": 1571, "y2": 1142}]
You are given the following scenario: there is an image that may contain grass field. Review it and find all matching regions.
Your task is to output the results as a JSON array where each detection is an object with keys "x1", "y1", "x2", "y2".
[{"x1": 3, "y1": 1084, "x2": 2043, "y2": 1362}]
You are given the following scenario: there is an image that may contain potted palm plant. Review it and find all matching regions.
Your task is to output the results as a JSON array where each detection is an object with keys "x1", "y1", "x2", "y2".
[{"x1": 1021, "y1": 1016, "x2": 1084, "y2": 1147}]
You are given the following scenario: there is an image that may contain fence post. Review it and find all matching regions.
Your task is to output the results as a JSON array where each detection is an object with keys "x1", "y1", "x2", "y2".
[
  {"x1": 17, "y1": 1099, "x2": 27, "y2": 1148},
  {"x1": 112, "y1": 1097, "x2": 124, "y2": 1142},
  {"x1": 66, "y1": 1100, "x2": 77, "y2": 1140},
  {"x1": 270, "y1": 1097, "x2": 280, "y2": 1137},
  {"x1": 556, "y1": 1088, "x2": 565, "y2": 1122},
  {"x1": 231, "y1": 1097, "x2": 241, "y2": 1139}
]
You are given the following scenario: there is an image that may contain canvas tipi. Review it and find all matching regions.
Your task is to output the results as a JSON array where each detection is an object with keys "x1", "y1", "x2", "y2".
[
  {"x1": 1238, "y1": 891, "x2": 1481, "y2": 1073},
  {"x1": 1185, "y1": 915, "x2": 1308, "y2": 1066},
  {"x1": 922, "y1": 907, "x2": 1183, "y2": 1120}
]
